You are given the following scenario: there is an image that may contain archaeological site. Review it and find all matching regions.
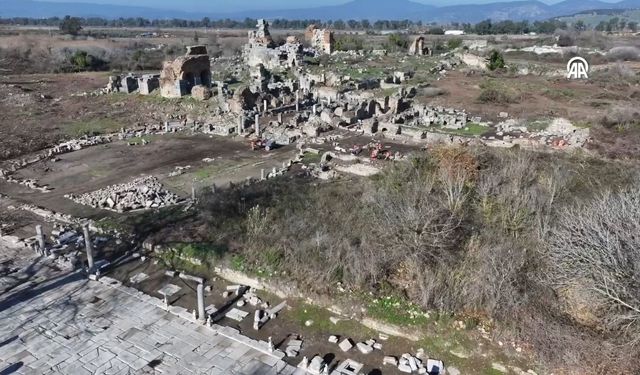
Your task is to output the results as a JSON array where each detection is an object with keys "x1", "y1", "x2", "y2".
[{"x1": 2, "y1": 1, "x2": 640, "y2": 374}]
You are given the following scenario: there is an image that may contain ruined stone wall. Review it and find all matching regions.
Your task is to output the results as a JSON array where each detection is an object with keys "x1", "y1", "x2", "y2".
[
  {"x1": 160, "y1": 46, "x2": 211, "y2": 98},
  {"x1": 305, "y1": 25, "x2": 334, "y2": 55},
  {"x1": 408, "y1": 37, "x2": 430, "y2": 56}
]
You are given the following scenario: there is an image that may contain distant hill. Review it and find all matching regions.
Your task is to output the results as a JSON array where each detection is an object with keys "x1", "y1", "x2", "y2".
[
  {"x1": 2, "y1": 0, "x2": 640, "y2": 23},
  {"x1": 557, "y1": 8, "x2": 640, "y2": 27}
]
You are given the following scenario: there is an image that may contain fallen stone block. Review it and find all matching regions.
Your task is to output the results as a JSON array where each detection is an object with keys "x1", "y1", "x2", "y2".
[
  {"x1": 398, "y1": 362, "x2": 413, "y2": 373},
  {"x1": 427, "y1": 359, "x2": 445, "y2": 374},
  {"x1": 225, "y1": 308, "x2": 249, "y2": 322},
  {"x1": 267, "y1": 301, "x2": 287, "y2": 318},
  {"x1": 356, "y1": 342, "x2": 373, "y2": 354},
  {"x1": 308, "y1": 356, "x2": 325, "y2": 374},
  {"x1": 339, "y1": 338, "x2": 353, "y2": 352},
  {"x1": 383, "y1": 356, "x2": 398, "y2": 366}
]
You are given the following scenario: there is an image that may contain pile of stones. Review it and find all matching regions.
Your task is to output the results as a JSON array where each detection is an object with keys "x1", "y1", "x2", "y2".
[
  {"x1": 52, "y1": 136, "x2": 112, "y2": 154},
  {"x1": 66, "y1": 176, "x2": 180, "y2": 212},
  {"x1": 383, "y1": 350, "x2": 445, "y2": 374}
]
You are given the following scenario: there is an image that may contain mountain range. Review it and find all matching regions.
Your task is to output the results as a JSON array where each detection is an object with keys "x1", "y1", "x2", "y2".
[{"x1": 2, "y1": 0, "x2": 640, "y2": 23}]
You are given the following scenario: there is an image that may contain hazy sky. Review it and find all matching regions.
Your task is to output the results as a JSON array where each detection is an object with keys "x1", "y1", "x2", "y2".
[{"x1": 38, "y1": 0, "x2": 619, "y2": 13}]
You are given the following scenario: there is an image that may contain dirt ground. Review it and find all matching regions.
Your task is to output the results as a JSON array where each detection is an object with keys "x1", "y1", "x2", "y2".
[
  {"x1": 426, "y1": 68, "x2": 640, "y2": 123},
  {"x1": 1, "y1": 133, "x2": 298, "y2": 219},
  {"x1": 0, "y1": 72, "x2": 150, "y2": 161}
]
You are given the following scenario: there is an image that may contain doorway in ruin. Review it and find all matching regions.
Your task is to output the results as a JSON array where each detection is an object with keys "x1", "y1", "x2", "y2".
[
  {"x1": 184, "y1": 72, "x2": 196, "y2": 91},
  {"x1": 200, "y1": 70, "x2": 211, "y2": 87}
]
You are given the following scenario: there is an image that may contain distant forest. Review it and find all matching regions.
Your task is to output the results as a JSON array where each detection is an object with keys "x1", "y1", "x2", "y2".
[{"x1": 0, "y1": 16, "x2": 578, "y2": 34}]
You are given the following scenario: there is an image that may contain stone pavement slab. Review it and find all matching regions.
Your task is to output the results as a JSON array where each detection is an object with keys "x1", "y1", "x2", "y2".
[{"x1": 0, "y1": 259, "x2": 296, "y2": 375}]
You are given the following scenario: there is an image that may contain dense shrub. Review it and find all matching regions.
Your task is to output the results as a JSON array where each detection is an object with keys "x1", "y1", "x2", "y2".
[
  {"x1": 607, "y1": 46, "x2": 640, "y2": 62},
  {"x1": 447, "y1": 37, "x2": 463, "y2": 50},
  {"x1": 59, "y1": 15, "x2": 82, "y2": 36},
  {"x1": 149, "y1": 145, "x2": 640, "y2": 373},
  {"x1": 486, "y1": 50, "x2": 506, "y2": 71}
]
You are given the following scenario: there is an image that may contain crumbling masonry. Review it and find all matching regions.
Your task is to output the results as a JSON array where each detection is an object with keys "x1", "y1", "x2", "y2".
[
  {"x1": 305, "y1": 25, "x2": 334, "y2": 55},
  {"x1": 160, "y1": 45, "x2": 211, "y2": 98}
]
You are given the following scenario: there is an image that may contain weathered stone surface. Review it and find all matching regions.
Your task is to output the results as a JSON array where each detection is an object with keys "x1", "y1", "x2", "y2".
[
  {"x1": 191, "y1": 85, "x2": 212, "y2": 100},
  {"x1": 356, "y1": 341, "x2": 374, "y2": 354},
  {"x1": 160, "y1": 45, "x2": 211, "y2": 98},
  {"x1": 244, "y1": 19, "x2": 302, "y2": 69},
  {"x1": 409, "y1": 36, "x2": 431, "y2": 56},
  {"x1": 0, "y1": 250, "x2": 296, "y2": 375},
  {"x1": 305, "y1": 24, "x2": 334, "y2": 54},
  {"x1": 383, "y1": 356, "x2": 398, "y2": 366},
  {"x1": 338, "y1": 338, "x2": 353, "y2": 352}
]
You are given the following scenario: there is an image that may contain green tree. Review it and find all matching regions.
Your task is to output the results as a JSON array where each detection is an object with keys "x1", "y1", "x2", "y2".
[
  {"x1": 333, "y1": 20, "x2": 346, "y2": 30},
  {"x1": 427, "y1": 27, "x2": 444, "y2": 35},
  {"x1": 619, "y1": 20, "x2": 627, "y2": 31},
  {"x1": 608, "y1": 17, "x2": 620, "y2": 31},
  {"x1": 574, "y1": 20, "x2": 586, "y2": 32},
  {"x1": 59, "y1": 15, "x2": 82, "y2": 36},
  {"x1": 628, "y1": 22, "x2": 638, "y2": 32},
  {"x1": 486, "y1": 50, "x2": 506, "y2": 71},
  {"x1": 447, "y1": 37, "x2": 463, "y2": 50},
  {"x1": 387, "y1": 33, "x2": 408, "y2": 50}
]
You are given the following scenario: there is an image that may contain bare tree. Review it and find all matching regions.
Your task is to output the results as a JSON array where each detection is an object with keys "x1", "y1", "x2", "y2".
[
  {"x1": 547, "y1": 187, "x2": 640, "y2": 344},
  {"x1": 371, "y1": 166, "x2": 462, "y2": 268}
]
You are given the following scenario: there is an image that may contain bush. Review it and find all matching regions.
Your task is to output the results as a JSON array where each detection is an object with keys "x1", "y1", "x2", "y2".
[
  {"x1": 334, "y1": 35, "x2": 364, "y2": 51},
  {"x1": 59, "y1": 15, "x2": 82, "y2": 36},
  {"x1": 555, "y1": 30, "x2": 575, "y2": 47},
  {"x1": 477, "y1": 87, "x2": 517, "y2": 104},
  {"x1": 386, "y1": 33, "x2": 409, "y2": 52},
  {"x1": 486, "y1": 50, "x2": 505, "y2": 71},
  {"x1": 447, "y1": 37, "x2": 463, "y2": 50},
  {"x1": 68, "y1": 50, "x2": 107, "y2": 71},
  {"x1": 148, "y1": 145, "x2": 640, "y2": 373},
  {"x1": 600, "y1": 105, "x2": 640, "y2": 129},
  {"x1": 607, "y1": 46, "x2": 640, "y2": 62}
]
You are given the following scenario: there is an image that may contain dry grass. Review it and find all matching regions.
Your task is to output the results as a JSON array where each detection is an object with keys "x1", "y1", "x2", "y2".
[{"x1": 141, "y1": 146, "x2": 640, "y2": 374}]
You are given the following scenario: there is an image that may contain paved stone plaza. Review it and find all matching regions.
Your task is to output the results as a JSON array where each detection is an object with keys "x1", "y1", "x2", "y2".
[{"x1": 0, "y1": 252, "x2": 299, "y2": 375}]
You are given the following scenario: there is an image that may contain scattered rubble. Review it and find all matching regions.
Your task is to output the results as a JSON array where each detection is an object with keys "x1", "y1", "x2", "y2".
[{"x1": 65, "y1": 176, "x2": 181, "y2": 212}]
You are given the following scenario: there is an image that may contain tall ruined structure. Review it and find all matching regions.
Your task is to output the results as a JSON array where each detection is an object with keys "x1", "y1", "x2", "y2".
[
  {"x1": 248, "y1": 19, "x2": 275, "y2": 48},
  {"x1": 244, "y1": 19, "x2": 302, "y2": 69},
  {"x1": 305, "y1": 25, "x2": 334, "y2": 55},
  {"x1": 160, "y1": 45, "x2": 211, "y2": 98},
  {"x1": 408, "y1": 36, "x2": 431, "y2": 56}
]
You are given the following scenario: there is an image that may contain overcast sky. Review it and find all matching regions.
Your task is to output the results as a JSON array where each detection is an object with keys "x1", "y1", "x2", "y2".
[{"x1": 38, "y1": 0, "x2": 619, "y2": 13}]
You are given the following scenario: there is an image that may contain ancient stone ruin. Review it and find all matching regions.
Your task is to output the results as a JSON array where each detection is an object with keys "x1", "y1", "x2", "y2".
[
  {"x1": 138, "y1": 74, "x2": 160, "y2": 95},
  {"x1": 409, "y1": 36, "x2": 431, "y2": 56},
  {"x1": 305, "y1": 25, "x2": 334, "y2": 55},
  {"x1": 249, "y1": 19, "x2": 275, "y2": 48},
  {"x1": 160, "y1": 45, "x2": 212, "y2": 99},
  {"x1": 244, "y1": 19, "x2": 303, "y2": 70}
]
